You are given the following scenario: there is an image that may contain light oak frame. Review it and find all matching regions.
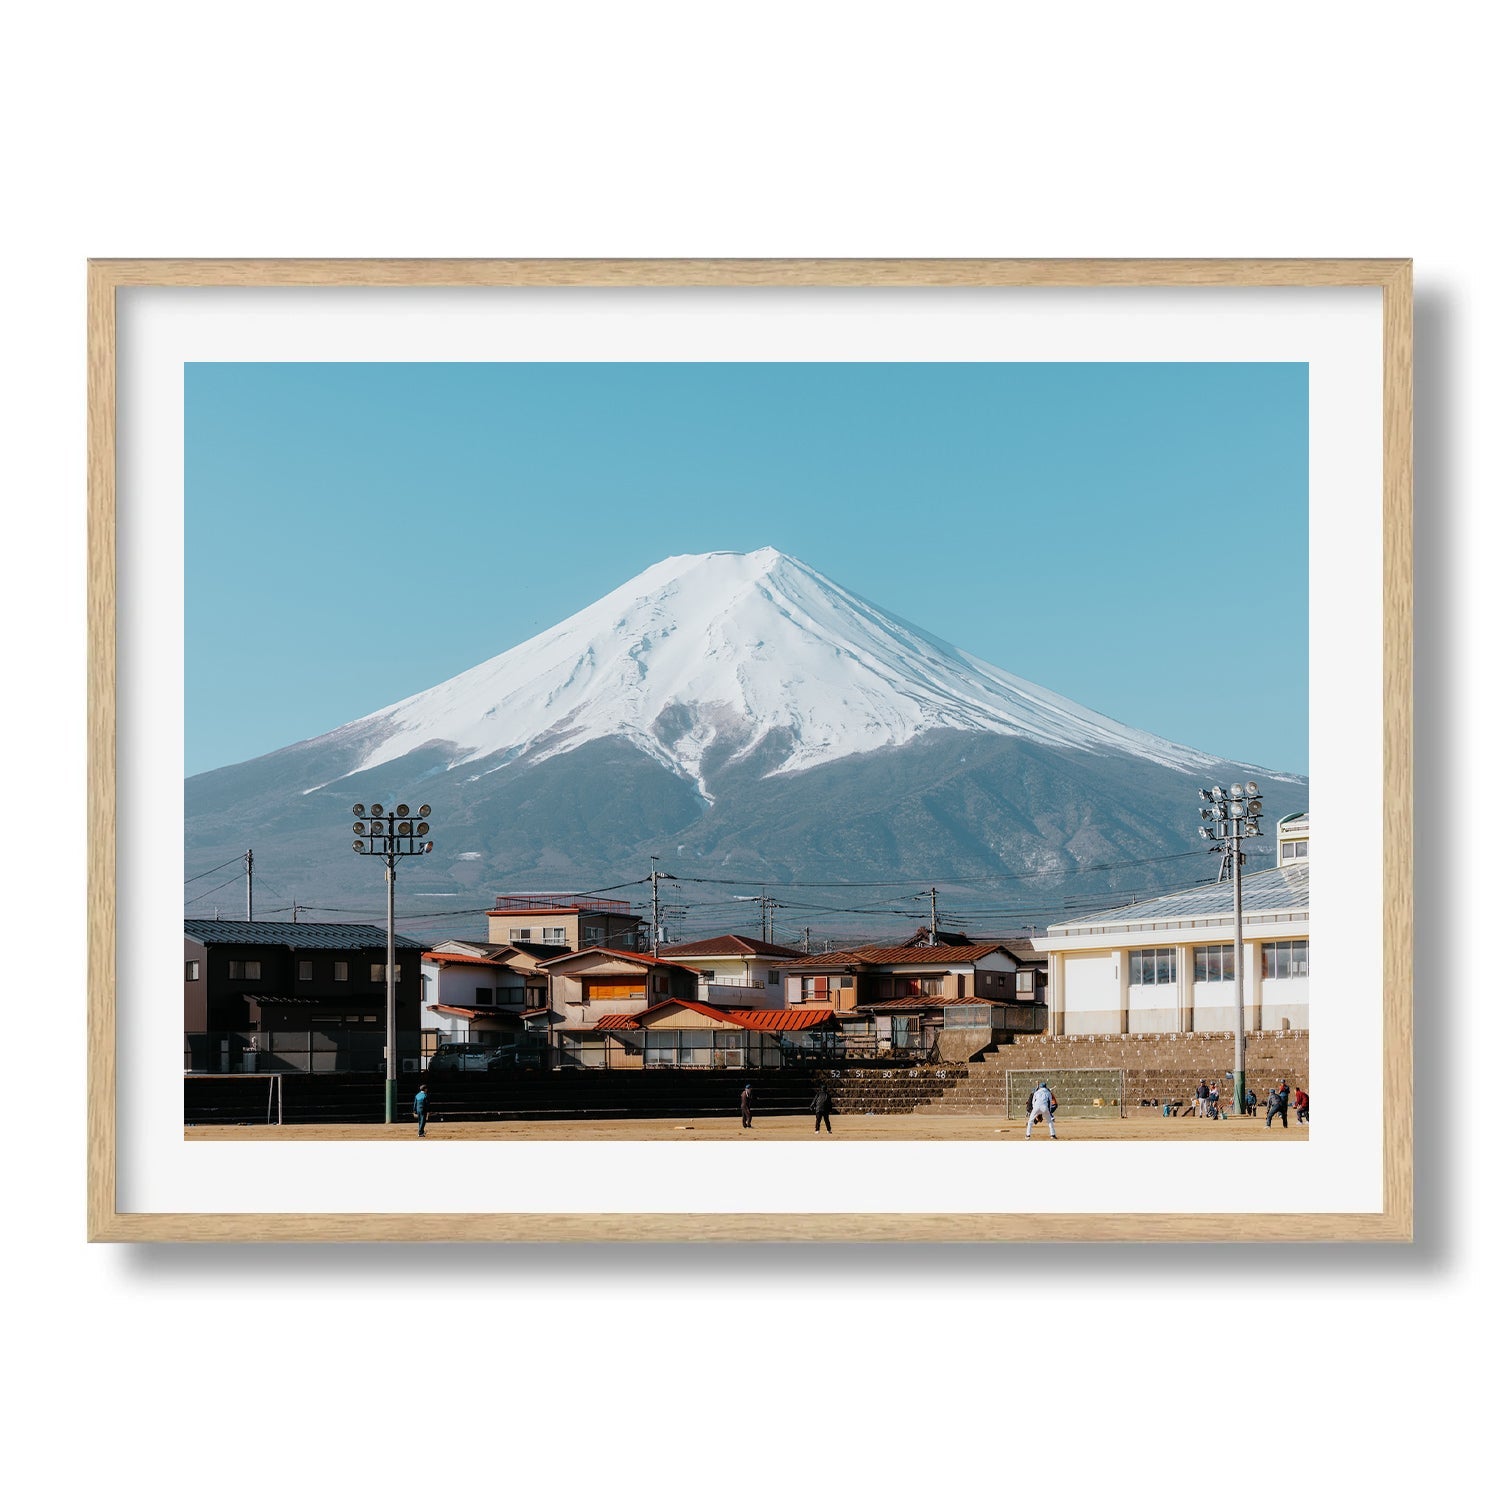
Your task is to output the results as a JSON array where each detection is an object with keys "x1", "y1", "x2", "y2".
[{"x1": 87, "y1": 258, "x2": 1413, "y2": 1242}]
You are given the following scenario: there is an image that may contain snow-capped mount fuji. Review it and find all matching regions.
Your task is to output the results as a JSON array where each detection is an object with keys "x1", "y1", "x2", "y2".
[
  {"x1": 187, "y1": 548, "x2": 1305, "y2": 928},
  {"x1": 314, "y1": 547, "x2": 1226, "y2": 802}
]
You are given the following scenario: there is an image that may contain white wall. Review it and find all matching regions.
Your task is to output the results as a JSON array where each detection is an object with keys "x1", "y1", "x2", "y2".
[
  {"x1": 13, "y1": 11, "x2": 1485, "y2": 1500},
  {"x1": 1061, "y1": 952, "x2": 1118, "y2": 1032}
]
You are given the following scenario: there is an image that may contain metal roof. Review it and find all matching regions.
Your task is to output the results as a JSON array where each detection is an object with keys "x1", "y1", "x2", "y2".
[
  {"x1": 184, "y1": 919, "x2": 424, "y2": 950},
  {"x1": 785, "y1": 942, "x2": 1015, "y2": 969},
  {"x1": 1048, "y1": 862, "x2": 1310, "y2": 933},
  {"x1": 658, "y1": 935, "x2": 804, "y2": 959},
  {"x1": 241, "y1": 993, "x2": 379, "y2": 1008}
]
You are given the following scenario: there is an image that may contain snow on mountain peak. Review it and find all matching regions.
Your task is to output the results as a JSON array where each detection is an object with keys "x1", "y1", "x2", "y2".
[{"x1": 329, "y1": 548, "x2": 1226, "y2": 796}]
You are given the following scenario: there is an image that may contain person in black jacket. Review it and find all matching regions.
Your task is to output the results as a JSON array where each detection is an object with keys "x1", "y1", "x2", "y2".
[
  {"x1": 740, "y1": 1082, "x2": 754, "y2": 1129},
  {"x1": 812, "y1": 1083, "x2": 833, "y2": 1133},
  {"x1": 1266, "y1": 1080, "x2": 1291, "y2": 1129}
]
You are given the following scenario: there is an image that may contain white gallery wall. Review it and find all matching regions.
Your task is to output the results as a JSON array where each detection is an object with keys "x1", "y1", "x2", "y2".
[{"x1": 0, "y1": 3, "x2": 1485, "y2": 1497}]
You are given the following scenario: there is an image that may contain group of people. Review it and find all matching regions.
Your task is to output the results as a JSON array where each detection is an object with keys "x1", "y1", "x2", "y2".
[
  {"x1": 739, "y1": 1083, "x2": 834, "y2": 1132},
  {"x1": 413, "y1": 1075, "x2": 1305, "y2": 1139},
  {"x1": 1151, "y1": 1079, "x2": 1309, "y2": 1124},
  {"x1": 1263, "y1": 1079, "x2": 1310, "y2": 1127}
]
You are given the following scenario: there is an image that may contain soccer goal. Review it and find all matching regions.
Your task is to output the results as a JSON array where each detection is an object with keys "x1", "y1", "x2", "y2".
[
  {"x1": 184, "y1": 1070, "x2": 283, "y2": 1125},
  {"x1": 1006, "y1": 1068, "x2": 1125, "y2": 1120}
]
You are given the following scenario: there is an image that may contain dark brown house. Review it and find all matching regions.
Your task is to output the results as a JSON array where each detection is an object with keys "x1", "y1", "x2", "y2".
[{"x1": 184, "y1": 919, "x2": 425, "y2": 1072}]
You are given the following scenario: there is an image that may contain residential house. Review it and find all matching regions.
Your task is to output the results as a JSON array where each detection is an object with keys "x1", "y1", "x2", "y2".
[
  {"x1": 1031, "y1": 813, "x2": 1311, "y2": 1035},
  {"x1": 656, "y1": 934, "x2": 802, "y2": 1008},
  {"x1": 536, "y1": 947, "x2": 703, "y2": 1064},
  {"x1": 183, "y1": 919, "x2": 425, "y2": 1073},
  {"x1": 485, "y1": 893, "x2": 647, "y2": 952},
  {"x1": 420, "y1": 940, "x2": 551, "y2": 1039},
  {"x1": 579, "y1": 997, "x2": 840, "y2": 1069},
  {"x1": 782, "y1": 936, "x2": 1043, "y2": 1055}
]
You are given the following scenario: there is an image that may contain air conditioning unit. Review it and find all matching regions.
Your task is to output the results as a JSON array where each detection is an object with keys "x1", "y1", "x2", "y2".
[{"x1": 401, "y1": 1057, "x2": 422, "y2": 1074}]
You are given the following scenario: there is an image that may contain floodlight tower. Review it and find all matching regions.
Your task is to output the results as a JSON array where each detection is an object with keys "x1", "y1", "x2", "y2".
[
  {"x1": 351, "y1": 801, "x2": 434, "y2": 1124},
  {"x1": 1198, "y1": 780, "x2": 1263, "y2": 1114}
]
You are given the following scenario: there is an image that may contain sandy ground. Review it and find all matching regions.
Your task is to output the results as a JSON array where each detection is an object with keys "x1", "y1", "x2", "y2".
[{"x1": 187, "y1": 1112, "x2": 1309, "y2": 1143}]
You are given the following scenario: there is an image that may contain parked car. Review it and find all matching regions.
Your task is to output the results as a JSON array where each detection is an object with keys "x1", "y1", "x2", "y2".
[{"x1": 427, "y1": 1041, "x2": 505, "y2": 1074}]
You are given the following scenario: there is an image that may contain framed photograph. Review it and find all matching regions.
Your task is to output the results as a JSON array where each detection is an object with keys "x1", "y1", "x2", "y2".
[{"x1": 88, "y1": 258, "x2": 1412, "y2": 1242}]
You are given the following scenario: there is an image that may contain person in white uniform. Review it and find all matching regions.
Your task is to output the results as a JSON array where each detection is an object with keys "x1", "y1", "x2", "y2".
[{"x1": 1026, "y1": 1081, "x2": 1057, "y2": 1139}]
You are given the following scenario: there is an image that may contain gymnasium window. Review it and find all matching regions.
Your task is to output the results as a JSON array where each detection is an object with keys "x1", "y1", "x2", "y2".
[
  {"x1": 333, "y1": 961, "x2": 348, "y2": 982},
  {"x1": 1128, "y1": 948, "x2": 1176, "y2": 985},
  {"x1": 298, "y1": 960, "x2": 314, "y2": 982},
  {"x1": 227, "y1": 960, "x2": 261, "y2": 980},
  {"x1": 1193, "y1": 945, "x2": 1236, "y2": 982},
  {"x1": 1262, "y1": 940, "x2": 1310, "y2": 980},
  {"x1": 1016, "y1": 971, "x2": 1034, "y2": 994},
  {"x1": 371, "y1": 964, "x2": 402, "y2": 982},
  {"x1": 185, "y1": 960, "x2": 200, "y2": 981}
]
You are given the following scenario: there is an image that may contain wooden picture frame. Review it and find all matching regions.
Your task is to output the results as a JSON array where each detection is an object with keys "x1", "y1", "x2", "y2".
[{"x1": 88, "y1": 258, "x2": 1412, "y2": 1242}]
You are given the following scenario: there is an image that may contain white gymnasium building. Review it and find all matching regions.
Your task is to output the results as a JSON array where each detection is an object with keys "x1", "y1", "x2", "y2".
[{"x1": 1032, "y1": 813, "x2": 1310, "y2": 1036}]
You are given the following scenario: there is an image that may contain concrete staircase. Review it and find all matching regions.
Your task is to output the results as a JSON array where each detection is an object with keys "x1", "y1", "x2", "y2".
[{"x1": 916, "y1": 1030, "x2": 1310, "y2": 1117}]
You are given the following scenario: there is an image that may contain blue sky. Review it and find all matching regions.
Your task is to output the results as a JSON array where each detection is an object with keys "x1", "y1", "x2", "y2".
[{"x1": 185, "y1": 362, "x2": 1308, "y2": 777}]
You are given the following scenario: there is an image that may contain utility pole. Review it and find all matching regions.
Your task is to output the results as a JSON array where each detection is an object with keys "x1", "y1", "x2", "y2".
[
  {"x1": 756, "y1": 892, "x2": 778, "y2": 944},
  {"x1": 802, "y1": 926, "x2": 812, "y2": 954},
  {"x1": 245, "y1": 849, "x2": 254, "y2": 921},
  {"x1": 1199, "y1": 780, "x2": 1264, "y2": 1114},
  {"x1": 927, "y1": 887, "x2": 939, "y2": 945},
  {"x1": 649, "y1": 855, "x2": 677, "y2": 957}
]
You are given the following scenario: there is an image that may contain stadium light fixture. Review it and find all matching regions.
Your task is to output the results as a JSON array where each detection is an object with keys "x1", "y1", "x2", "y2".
[
  {"x1": 350, "y1": 798, "x2": 436, "y2": 1125},
  {"x1": 1197, "y1": 780, "x2": 1264, "y2": 1115}
]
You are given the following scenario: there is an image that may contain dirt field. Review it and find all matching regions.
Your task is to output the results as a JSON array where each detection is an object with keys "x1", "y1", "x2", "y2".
[{"x1": 187, "y1": 1112, "x2": 1309, "y2": 1143}]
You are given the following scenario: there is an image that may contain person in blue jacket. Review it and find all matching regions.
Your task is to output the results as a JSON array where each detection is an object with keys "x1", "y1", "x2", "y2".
[{"x1": 414, "y1": 1082, "x2": 431, "y2": 1138}]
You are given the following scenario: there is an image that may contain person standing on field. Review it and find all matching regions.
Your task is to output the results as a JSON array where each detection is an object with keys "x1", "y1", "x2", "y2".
[
  {"x1": 741, "y1": 1082, "x2": 754, "y2": 1130},
  {"x1": 1026, "y1": 1080, "x2": 1058, "y2": 1139},
  {"x1": 414, "y1": 1082, "x2": 430, "y2": 1138},
  {"x1": 1266, "y1": 1080, "x2": 1291, "y2": 1129},
  {"x1": 812, "y1": 1083, "x2": 833, "y2": 1133},
  {"x1": 1196, "y1": 1079, "x2": 1210, "y2": 1117}
]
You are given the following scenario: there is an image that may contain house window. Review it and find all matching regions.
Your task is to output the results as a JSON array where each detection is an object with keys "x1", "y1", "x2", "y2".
[
  {"x1": 1016, "y1": 971, "x2": 1034, "y2": 994},
  {"x1": 227, "y1": 960, "x2": 261, "y2": 980},
  {"x1": 1280, "y1": 839, "x2": 1309, "y2": 860},
  {"x1": 1262, "y1": 940, "x2": 1310, "y2": 980},
  {"x1": 333, "y1": 961, "x2": 348, "y2": 982},
  {"x1": 510, "y1": 928, "x2": 531, "y2": 942},
  {"x1": 838, "y1": 977, "x2": 853, "y2": 990},
  {"x1": 543, "y1": 927, "x2": 566, "y2": 945},
  {"x1": 767, "y1": 970, "x2": 780, "y2": 985},
  {"x1": 1128, "y1": 948, "x2": 1176, "y2": 985},
  {"x1": 185, "y1": 960, "x2": 200, "y2": 982},
  {"x1": 474, "y1": 987, "x2": 493, "y2": 1006},
  {"x1": 583, "y1": 925, "x2": 603, "y2": 945},
  {"x1": 371, "y1": 964, "x2": 402, "y2": 982},
  {"x1": 298, "y1": 960, "x2": 314, "y2": 982},
  {"x1": 1193, "y1": 944, "x2": 1236, "y2": 983}
]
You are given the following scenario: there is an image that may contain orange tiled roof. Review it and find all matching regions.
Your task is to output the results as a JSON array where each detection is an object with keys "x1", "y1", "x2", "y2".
[
  {"x1": 593, "y1": 1013, "x2": 642, "y2": 1030},
  {"x1": 623, "y1": 999, "x2": 837, "y2": 1033},
  {"x1": 422, "y1": 950, "x2": 517, "y2": 967},
  {"x1": 427, "y1": 1003, "x2": 522, "y2": 1021},
  {"x1": 731, "y1": 1008, "x2": 837, "y2": 1031}
]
